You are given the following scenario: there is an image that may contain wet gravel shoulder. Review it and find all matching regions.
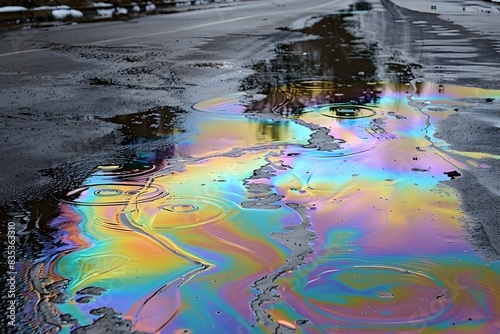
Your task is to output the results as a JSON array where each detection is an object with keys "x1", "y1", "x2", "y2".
[
  {"x1": 364, "y1": 0, "x2": 500, "y2": 88},
  {"x1": 370, "y1": 0, "x2": 500, "y2": 261},
  {"x1": 433, "y1": 101, "x2": 500, "y2": 260}
]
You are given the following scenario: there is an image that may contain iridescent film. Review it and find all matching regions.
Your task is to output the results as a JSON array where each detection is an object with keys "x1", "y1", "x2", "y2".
[
  {"x1": 12, "y1": 7, "x2": 500, "y2": 334},
  {"x1": 28, "y1": 80, "x2": 500, "y2": 333}
]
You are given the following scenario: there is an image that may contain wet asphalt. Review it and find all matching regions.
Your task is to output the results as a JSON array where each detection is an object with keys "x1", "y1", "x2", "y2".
[
  {"x1": 1, "y1": 0, "x2": 327, "y2": 204},
  {"x1": 1, "y1": 1, "x2": 500, "y2": 333}
]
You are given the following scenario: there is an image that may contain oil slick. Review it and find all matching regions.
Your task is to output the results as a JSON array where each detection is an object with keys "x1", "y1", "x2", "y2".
[
  {"x1": 23, "y1": 10, "x2": 500, "y2": 334},
  {"x1": 27, "y1": 79, "x2": 500, "y2": 333}
]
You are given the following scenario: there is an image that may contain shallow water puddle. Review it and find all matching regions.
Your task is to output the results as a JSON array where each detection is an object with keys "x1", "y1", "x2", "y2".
[
  {"x1": 28, "y1": 11, "x2": 500, "y2": 334},
  {"x1": 34, "y1": 80, "x2": 500, "y2": 333}
]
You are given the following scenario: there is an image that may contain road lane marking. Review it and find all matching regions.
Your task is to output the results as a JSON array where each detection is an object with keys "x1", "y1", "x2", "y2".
[{"x1": 0, "y1": 48, "x2": 49, "y2": 58}]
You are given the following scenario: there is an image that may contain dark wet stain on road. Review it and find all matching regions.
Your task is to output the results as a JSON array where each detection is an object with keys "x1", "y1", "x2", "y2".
[{"x1": 106, "y1": 106, "x2": 185, "y2": 144}]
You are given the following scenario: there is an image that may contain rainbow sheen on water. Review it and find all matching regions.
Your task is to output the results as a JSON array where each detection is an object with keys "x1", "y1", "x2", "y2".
[{"x1": 40, "y1": 82, "x2": 500, "y2": 333}]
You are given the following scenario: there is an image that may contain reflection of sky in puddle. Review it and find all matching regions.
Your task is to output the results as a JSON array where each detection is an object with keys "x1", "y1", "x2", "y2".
[
  {"x1": 176, "y1": 116, "x2": 311, "y2": 157},
  {"x1": 41, "y1": 80, "x2": 500, "y2": 333}
]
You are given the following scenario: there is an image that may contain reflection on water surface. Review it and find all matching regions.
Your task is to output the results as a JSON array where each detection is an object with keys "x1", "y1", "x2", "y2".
[{"x1": 31, "y1": 78, "x2": 500, "y2": 333}]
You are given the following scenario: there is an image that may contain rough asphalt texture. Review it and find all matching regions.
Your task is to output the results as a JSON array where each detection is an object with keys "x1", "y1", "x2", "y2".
[{"x1": 0, "y1": 0, "x2": 296, "y2": 204}]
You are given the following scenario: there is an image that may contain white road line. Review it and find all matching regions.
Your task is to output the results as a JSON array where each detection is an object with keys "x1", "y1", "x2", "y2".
[
  {"x1": 0, "y1": 47, "x2": 49, "y2": 58},
  {"x1": 85, "y1": 13, "x2": 268, "y2": 45}
]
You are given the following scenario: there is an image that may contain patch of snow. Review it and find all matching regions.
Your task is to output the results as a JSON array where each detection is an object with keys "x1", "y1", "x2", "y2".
[
  {"x1": 34, "y1": 5, "x2": 70, "y2": 10},
  {"x1": 115, "y1": 7, "x2": 128, "y2": 15},
  {"x1": 132, "y1": 5, "x2": 140, "y2": 12},
  {"x1": 52, "y1": 9, "x2": 83, "y2": 20},
  {"x1": 145, "y1": 2, "x2": 156, "y2": 11},
  {"x1": 92, "y1": 2, "x2": 114, "y2": 7},
  {"x1": 97, "y1": 8, "x2": 114, "y2": 17},
  {"x1": 0, "y1": 6, "x2": 27, "y2": 12},
  {"x1": 289, "y1": 15, "x2": 324, "y2": 31}
]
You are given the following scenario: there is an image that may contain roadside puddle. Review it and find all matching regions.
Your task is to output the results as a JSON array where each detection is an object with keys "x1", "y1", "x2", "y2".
[
  {"x1": 32, "y1": 78, "x2": 500, "y2": 333},
  {"x1": 24, "y1": 11, "x2": 500, "y2": 334}
]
